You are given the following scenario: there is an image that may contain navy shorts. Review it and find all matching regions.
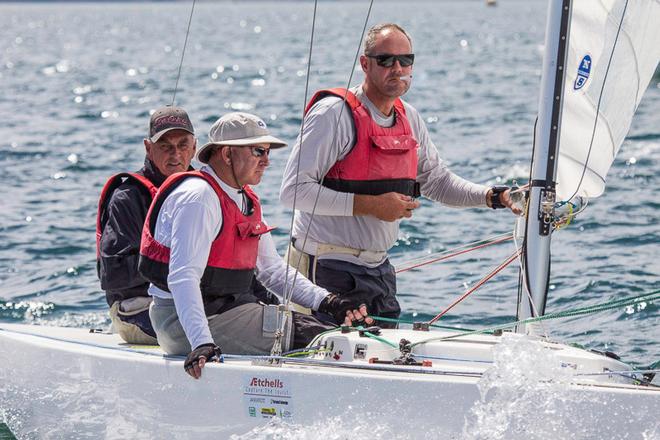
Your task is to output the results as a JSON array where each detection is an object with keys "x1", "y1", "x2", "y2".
[{"x1": 311, "y1": 257, "x2": 400, "y2": 328}]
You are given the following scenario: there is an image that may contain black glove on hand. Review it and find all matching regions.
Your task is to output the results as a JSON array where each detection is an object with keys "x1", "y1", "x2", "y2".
[
  {"x1": 318, "y1": 293, "x2": 369, "y2": 325},
  {"x1": 184, "y1": 343, "x2": 222, "y2": 374}
]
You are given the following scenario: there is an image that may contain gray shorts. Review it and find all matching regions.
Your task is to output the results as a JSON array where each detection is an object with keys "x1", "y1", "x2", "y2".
[
  {"x1": 149, "y1": 298, "x2": 293, "y2": 356},
  {"x1": 109, "y1": 298, "x2": 158, "y2": 345}
]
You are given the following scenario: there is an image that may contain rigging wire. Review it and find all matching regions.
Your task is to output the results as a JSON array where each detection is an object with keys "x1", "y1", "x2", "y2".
[
  {"x1": 271, "y1": 0, "x2": 321, "y2": 358},
  {"x1": 281, "y1": 0, "x2": 375, "y2": 302},
  {"x1": 273, "y1": 0, "x2": 375, "y2": 357},
  {"x1": 518, "y1": 117, "x2": 535, "y2": 323},
  {"x1": 170, "y1": 0, "x2": 197, "y2": 106},
  {"x1": 515, "y1": 212, "x2": 549, "y2": 338},
  {"x1": 282, "y1": 0, "x2": 319, "y2": 310},
  {"x1": 394, "y1": 232, "x2": 514, "y2": 273},
  {"x1": 428, "y1": 248, "x2": 522, "y2": 325},
  {"x1": 562, "y1": 0, "x2": 629, "y2": 203}
]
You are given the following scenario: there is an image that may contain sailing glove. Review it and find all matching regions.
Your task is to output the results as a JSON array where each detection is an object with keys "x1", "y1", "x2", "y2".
[
  {"x1": 184, "y1": 343, "x2": 222, "y2": 373},
  {"x1": 489, "y1": 185, "x2": 509, "y2": 209},
  {"x1": 318, "y1": 293, "x2": 370, "y2": 325}
]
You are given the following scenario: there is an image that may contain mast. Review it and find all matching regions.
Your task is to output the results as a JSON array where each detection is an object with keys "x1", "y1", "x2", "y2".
[{"x1": 517, "y1": 0, "x2": 572, "y2": 329}]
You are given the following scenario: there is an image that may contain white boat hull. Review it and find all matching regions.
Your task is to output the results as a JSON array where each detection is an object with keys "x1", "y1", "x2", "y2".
[{"x1": 0, "y1": 323, "x2": 657, "y2": 439}]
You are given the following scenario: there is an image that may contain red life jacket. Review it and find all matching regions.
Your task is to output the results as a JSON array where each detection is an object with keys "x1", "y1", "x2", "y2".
[
  {"x1": 96, "y1": 172, "x2": 157, "y2": 258},
  {"x1": 305, "y1": 88, "x2": 420, "y2": 197},
  {"x1": 138, "y1": 170, "x2": 274, "y2": 316}
]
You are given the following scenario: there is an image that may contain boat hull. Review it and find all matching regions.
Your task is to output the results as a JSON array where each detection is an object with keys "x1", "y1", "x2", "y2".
[{"x1": 0, "y1": 323, "x2": 657, "y2": 439}]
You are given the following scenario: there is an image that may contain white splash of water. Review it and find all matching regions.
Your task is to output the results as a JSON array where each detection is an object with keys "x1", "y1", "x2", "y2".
[
  {"x1": 34, "y1": 311, "x2": 110, "y2": 328},
  {"x1": 462, "y1": 334, "x2": 654, "y2": 440}
]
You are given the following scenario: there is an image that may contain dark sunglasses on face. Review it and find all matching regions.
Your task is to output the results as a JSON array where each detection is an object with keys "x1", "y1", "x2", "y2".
[
  {"x1": 250, "y1": 146, "x2": 270, "y2": 158},
  {"x1": 366, "y1": 53, "x2": 415, "y2": 68}
]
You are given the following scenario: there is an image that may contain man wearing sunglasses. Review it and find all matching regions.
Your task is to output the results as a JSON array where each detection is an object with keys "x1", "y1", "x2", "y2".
[
  {"x1": 139, "y1": 112, "x2": 370, "y2": 379},
  {"x1": 97, "y1": 105, "x2": 196, "y2": 345},
  {"x1": 280, "y1": 23, "x2": 520, "y2": 326}
]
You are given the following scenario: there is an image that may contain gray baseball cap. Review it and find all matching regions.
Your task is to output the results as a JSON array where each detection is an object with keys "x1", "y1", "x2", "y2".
[
  {"x1": 197, "y1": 112, "x2": 287, "y2": 164},
  {"x1": 148, "y1": 106, "x2": 195, "y2": 142}
]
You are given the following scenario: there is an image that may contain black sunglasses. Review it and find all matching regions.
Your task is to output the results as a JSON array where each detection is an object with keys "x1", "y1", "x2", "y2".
[
  {"x1": 250, "y1": 146, "x2": 270, "y2": 158},
  {"x1": 366, "y1": 53, "x2": 415, "y2": 68}
]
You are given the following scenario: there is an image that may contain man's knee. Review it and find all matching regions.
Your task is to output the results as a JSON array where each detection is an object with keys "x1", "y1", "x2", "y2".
[{"x1": 109, "y1": 299, "x2": 158, "y2": 345}]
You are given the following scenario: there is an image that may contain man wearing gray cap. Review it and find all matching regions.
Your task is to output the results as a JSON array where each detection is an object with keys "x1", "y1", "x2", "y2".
[
  {"x1": 139, "y1": 112, "x2": 371, "y2": 379},
  {"x1": 97, "y1": 105, "x2": 196, "y2": 345}
]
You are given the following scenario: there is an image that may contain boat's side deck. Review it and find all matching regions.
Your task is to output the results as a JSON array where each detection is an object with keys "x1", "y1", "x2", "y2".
[{"x1": 1, "y1": 322, "x2": 655, "y2": 392}]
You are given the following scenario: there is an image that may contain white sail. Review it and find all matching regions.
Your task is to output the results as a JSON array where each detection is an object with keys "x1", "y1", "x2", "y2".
[{"x1": 556, "y1": 0, "x2": 660, "y2": 201}]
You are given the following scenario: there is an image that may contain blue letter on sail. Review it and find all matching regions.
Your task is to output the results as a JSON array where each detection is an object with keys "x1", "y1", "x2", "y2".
[{"x1": 573, "y1": 55, "x2": 591, "y2": 90}]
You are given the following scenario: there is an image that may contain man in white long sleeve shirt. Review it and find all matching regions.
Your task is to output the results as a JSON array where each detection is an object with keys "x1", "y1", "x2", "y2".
[
  {"x1": 280, "y1": 23, "x2": 520, "y2": 326},
  {"x1": 139, "y1": 112, "x2": 371, "y2": 379}
]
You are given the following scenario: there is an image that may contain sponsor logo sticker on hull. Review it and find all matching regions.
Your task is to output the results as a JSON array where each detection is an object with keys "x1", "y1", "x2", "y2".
[
  {"x1": 574, "y1": 54, "x2": 591, "y2": 90},
  {"x1": 242, "y1": 375, "x2": 294, "y2": 420}
]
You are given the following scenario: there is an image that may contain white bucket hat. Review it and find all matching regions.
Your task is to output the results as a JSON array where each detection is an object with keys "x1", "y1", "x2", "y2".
[{"x1": 197, "y1": 112, "x2": 287, "y2": 163}]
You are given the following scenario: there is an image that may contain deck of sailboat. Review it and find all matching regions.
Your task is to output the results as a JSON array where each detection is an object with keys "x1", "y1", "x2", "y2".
[{"x1": 1, "y1": 322, "x2": 655, "y2": 390}]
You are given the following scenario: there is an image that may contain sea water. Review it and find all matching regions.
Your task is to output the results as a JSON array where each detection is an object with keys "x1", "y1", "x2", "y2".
[{"x1": 0, "y1": 1, "x2": 658, "y2": 438}]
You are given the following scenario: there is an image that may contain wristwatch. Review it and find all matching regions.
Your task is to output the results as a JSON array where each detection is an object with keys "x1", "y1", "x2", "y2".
[{"x1": 489, "y1": 185, "x2": 509, "y2": 209}]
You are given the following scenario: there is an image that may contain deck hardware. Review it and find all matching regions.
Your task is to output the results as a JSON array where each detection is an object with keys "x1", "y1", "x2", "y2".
[
  {"x1": 413, "y1": 322, "x2": 430, "y2": 331},
  {"x1": 358, "y1": 326, "x2": 381, "y2": 337},
  {"x1": 354, "y1": 343, "x2": 367, "y2": 360}
]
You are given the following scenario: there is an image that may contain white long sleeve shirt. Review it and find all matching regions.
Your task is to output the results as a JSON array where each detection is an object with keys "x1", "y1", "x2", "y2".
[
  {"x1": 148, "y1": 165, "x2": 329, "y2": 350},
  {"x1": 279, "y1": 85, "x2": 489, "y2": 266}
]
